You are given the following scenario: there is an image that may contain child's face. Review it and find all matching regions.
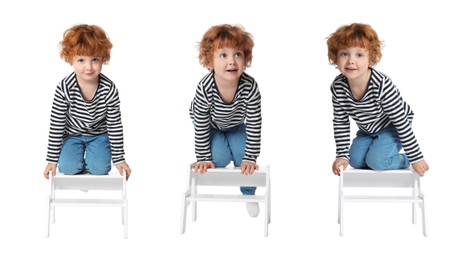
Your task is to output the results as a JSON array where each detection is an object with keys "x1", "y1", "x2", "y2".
[
  {"x1": 72, "y1": 55, "x2": 103, "y2": 84},
  {"x1": 210, "y1": 47, "x2": 245, "y2": 86},
  {"x1": 336, "y1": 47, "x2": 371, "y2": 81}
]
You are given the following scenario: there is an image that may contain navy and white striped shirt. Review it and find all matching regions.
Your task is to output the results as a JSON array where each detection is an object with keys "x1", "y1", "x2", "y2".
[
  {"x1": 46, "y1": 72, "x2": 126, "y2": 164},
  {"x1": 331, "y1": 68, "x2": 423, "y2": 163},
  {"x1": 189, "y1": 71, "x2": 262, "y2": 163}
]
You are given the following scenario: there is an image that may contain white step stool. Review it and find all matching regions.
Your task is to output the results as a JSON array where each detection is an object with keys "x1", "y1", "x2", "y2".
[
  {"x1": 180, "y1": 165, "x2": 271, "y2": 236},
  {"x1": 46, "y1": 172, "x2": 128, "y2": 238},
  {"x1": 338, "y1": 167, "x2": 427, "y2": 236}
]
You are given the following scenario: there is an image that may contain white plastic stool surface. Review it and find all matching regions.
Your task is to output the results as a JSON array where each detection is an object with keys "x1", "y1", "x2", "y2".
[
  {"x1": 46, "y1": 171, "x2": 128, "y2": 238},
  {"x1": 180, "y1": 165, "x2": 271, "y2": 236},
  {"x1": 338, "y1": 167, "x2": 427, "y2": 236}
]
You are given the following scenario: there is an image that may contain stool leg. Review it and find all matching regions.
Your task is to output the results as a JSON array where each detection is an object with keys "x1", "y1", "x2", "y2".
[
  {"x1": 338, "y1": 192, "x2": 341, "y2": 224},
  {"x1": 412, "y1": 179, "x2": 418, "y2": 224},
  {"x1": 264, "y1": 197, "x2": 269, "y2": 237},
  {"x1": 339, "y1": 199, "x2": 344, "y2": 236},
  {"x1": 191, "y1": 180, "x2": 197, "y2": 221},
  {"x1": 123, "y1": 202, "x2": 128, "y2": 239},
  {"x1": 121, "y1": 207, "x2": 125, "y2": 225},
  {"x1": 180, "y1": 193, "x2": 188, "y2": 234},
  {"x1": 46, "y1": 199, "x2": 51, "y2": 238},
  {"x1": 268, "y1": 193, "x2": 271, "y2": 224},
  {"x1": 412, "y1": 203, "x2": 417, "y2": 224},
  {"x1": 51, "y1": 206, "x2": 55, "y2": 224},
  {"x1": 421, "y1": 196, "x2": 428, "y2": 237}
]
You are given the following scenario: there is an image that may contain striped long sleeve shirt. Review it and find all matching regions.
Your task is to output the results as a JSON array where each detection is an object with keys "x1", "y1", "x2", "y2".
[
  {"x1": 46, "y1": 72, "x2": 126, "y2": 164},
  {"x1": 331, "y1": 68, "x2": 423, "y2": 163},
  {"x1": 189, "y1": 72, "x2": 262, "y2": 163}
]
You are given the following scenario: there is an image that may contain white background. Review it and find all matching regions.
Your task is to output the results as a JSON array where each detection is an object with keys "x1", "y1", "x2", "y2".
[{"x1": 1, "y1": 0, "x2": 471, "y2": 259}]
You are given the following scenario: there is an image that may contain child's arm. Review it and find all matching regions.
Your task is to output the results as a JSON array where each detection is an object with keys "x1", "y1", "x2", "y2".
[
  {"x1": 411, "y1": 159, "x2": 429, "y2": 176},
  {"x1": 43, "y1": 163, "x2": 57, "y2": 179},
  {"x1": 190, "y1": 80, "x2": 213, "y2": 163},
  {"x1": 332, "y1": 158, "x2": 349, "y2": 175},
  {"x1": 105, "y1": 81, "x2": 127, "y2": 165},
  {"x1": 241, "y1": 77, "x2": 262, "y2": 165},
  {"x1": 115, "y1": 162, "x2": 132, "y2": 180},
  {"x1": 331, "y1": 82, "x2": 351, "y2": 162},
  {"x1": 378, "y1": 75, "x2": 424, "y2": 164},
  {"x1": 44, "y1": 82, "x2": 68, "y2": 179},
  {"x1": 240, "y1": 161, "x2": 258, "y2": 175},
  {"x1": 192, "y1": 161, "x2": 215, "y2": 174},
  {"x1": 46, "y1": 84, "x2": 68, "y2": 165}
]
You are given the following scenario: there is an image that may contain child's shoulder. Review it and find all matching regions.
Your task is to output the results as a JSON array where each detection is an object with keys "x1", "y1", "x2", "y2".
[
  {"x1": 371, "y1": 68, "x2": 391, "y2": 80},
  {"x1": 59, "y1": 71, "x2": 76, "y2": 83},
  {"x1": 332, "y1": 74, "x2": 348, "y2": 87},
  {"x1": 99, "y1": 73, "x2": 114, "y2": 85},
  {"x1": 370, "y1": 68, "x2": 395, "y2": 86},
  {"x1": 97, "y1": 73, "x2": 117, "y2": 92},
  {"x1": 197, "y1": 71, "x2": 215, "y2": 90},
  {"x1": 333, "y1": 73, "x2": 346, "y2": 82},
  {"x1": 198, "y1": 71, "x2": 214, "y2": 83},
  {"x1": 56, "y1": 72, "x2": 77, "y2": 92},
  {"x1": 240, "y1": 72, "x2": 257, "y2": 85}
]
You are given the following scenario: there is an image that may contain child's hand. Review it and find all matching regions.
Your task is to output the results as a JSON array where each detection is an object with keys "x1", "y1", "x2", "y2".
[
  {"x1": 192, "y1": 162, "x2": 215, "y2": 174},
  {"x1": 240, "y1": 161, "x2": 259, "y2": 175},
  {"x1": 43, "y1": 163, "x2": 57, "y2": 179},
  {"x1": 116, "y1": 162, "x2": 132, "y2": 181},
  {"x1": 412, "y1": 160, "x2": 429, "y2": 176},
  {"x1": 332, "y1": 159, "x2": 349, "y2": 175}
]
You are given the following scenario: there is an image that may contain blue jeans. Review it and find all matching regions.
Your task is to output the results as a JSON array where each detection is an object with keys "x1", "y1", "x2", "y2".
[
  {"x1": 349, "y1": 126, "x2": 410, "y2": 170},
  {"x1": 210, "y1": 124, "x2": 256, "y2": 195},
  {"x1": 58, "y1": 133, "x2": 112, "y2": 175}
]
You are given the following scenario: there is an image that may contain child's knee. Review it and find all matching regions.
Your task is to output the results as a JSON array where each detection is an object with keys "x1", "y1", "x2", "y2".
[
  {"x1": 59, "y1": 162, "x2": 84, "y2": 175},
  {"x1": 349, "y1": 159, "x2": 366, "y2": 169},
  {"x1": 212, "y1": 156, "x2": 231, "y2": 168},
  {"x1": 240, "y1": 186, "x2": 256, "y2": 195},
  {"x1": 87, "y1": 162, "x2": 111, "y2": 175},
  {"x1": 212, "y1": 149, "x2": 232, "y2": 167},
  {"x1": 366, "y1": 154, "x2": 409, "y2": 170},
  {"x1": 365, "y1": 155, "x2": 392, "y2": 170},
  {"x1": 349, "y1": 154, "x2": 366, "y2": 169}
]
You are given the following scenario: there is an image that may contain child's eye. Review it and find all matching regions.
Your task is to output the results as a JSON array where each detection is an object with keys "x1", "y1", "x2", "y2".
[
  {"x1": 92, "y1": 58, "x2": 101, "y2": 62},
  {"x1": 77, "y1": 58, "x2": 85, "y2": 63},
  {"x1": 339, "y1": 52, "x2": 348, "y2": 57},
  {"x1": 219, "y1": 53, "x2": 227, "y2": 58},
  {"x1": 235, "y1": 52, "x2": 242, "y2": 57},
  {"x1": 356, "y1": 53, "x2": 364, "y2": 58}
]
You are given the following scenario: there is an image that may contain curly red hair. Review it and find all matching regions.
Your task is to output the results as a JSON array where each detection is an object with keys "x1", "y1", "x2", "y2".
[
  {"x1": 60, "y1": 24, "x2": 113, "y2": 64},
  {"x1": 198, "y1": 24, "x2": 254, "y2": 69},
  {"x1": 326, "y1": 23, "x2": 383, "y2": 66}
]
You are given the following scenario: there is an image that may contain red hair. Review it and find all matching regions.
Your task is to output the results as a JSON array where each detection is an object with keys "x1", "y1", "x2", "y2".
[
  {"x1": 198, "y1": 24, "x2": 254, "y2": 69},
  {"x1": 60, "y1": 24, "x2": 113, "y2": 64},
  {"x1": 326, "y1": 23, "x2": 383, "y2": 66}
]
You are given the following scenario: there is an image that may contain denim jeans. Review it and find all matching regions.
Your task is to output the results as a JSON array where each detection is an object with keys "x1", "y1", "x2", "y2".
[
  {"x1": 58, "y1": 133, "x2": 112, "y2": 175},
  {"x1": 349, "y1": 126, "x2": 410, "y2": 170},
  {"x1": 210, "y1": 124, "x2": 256, "y2": 195}
]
